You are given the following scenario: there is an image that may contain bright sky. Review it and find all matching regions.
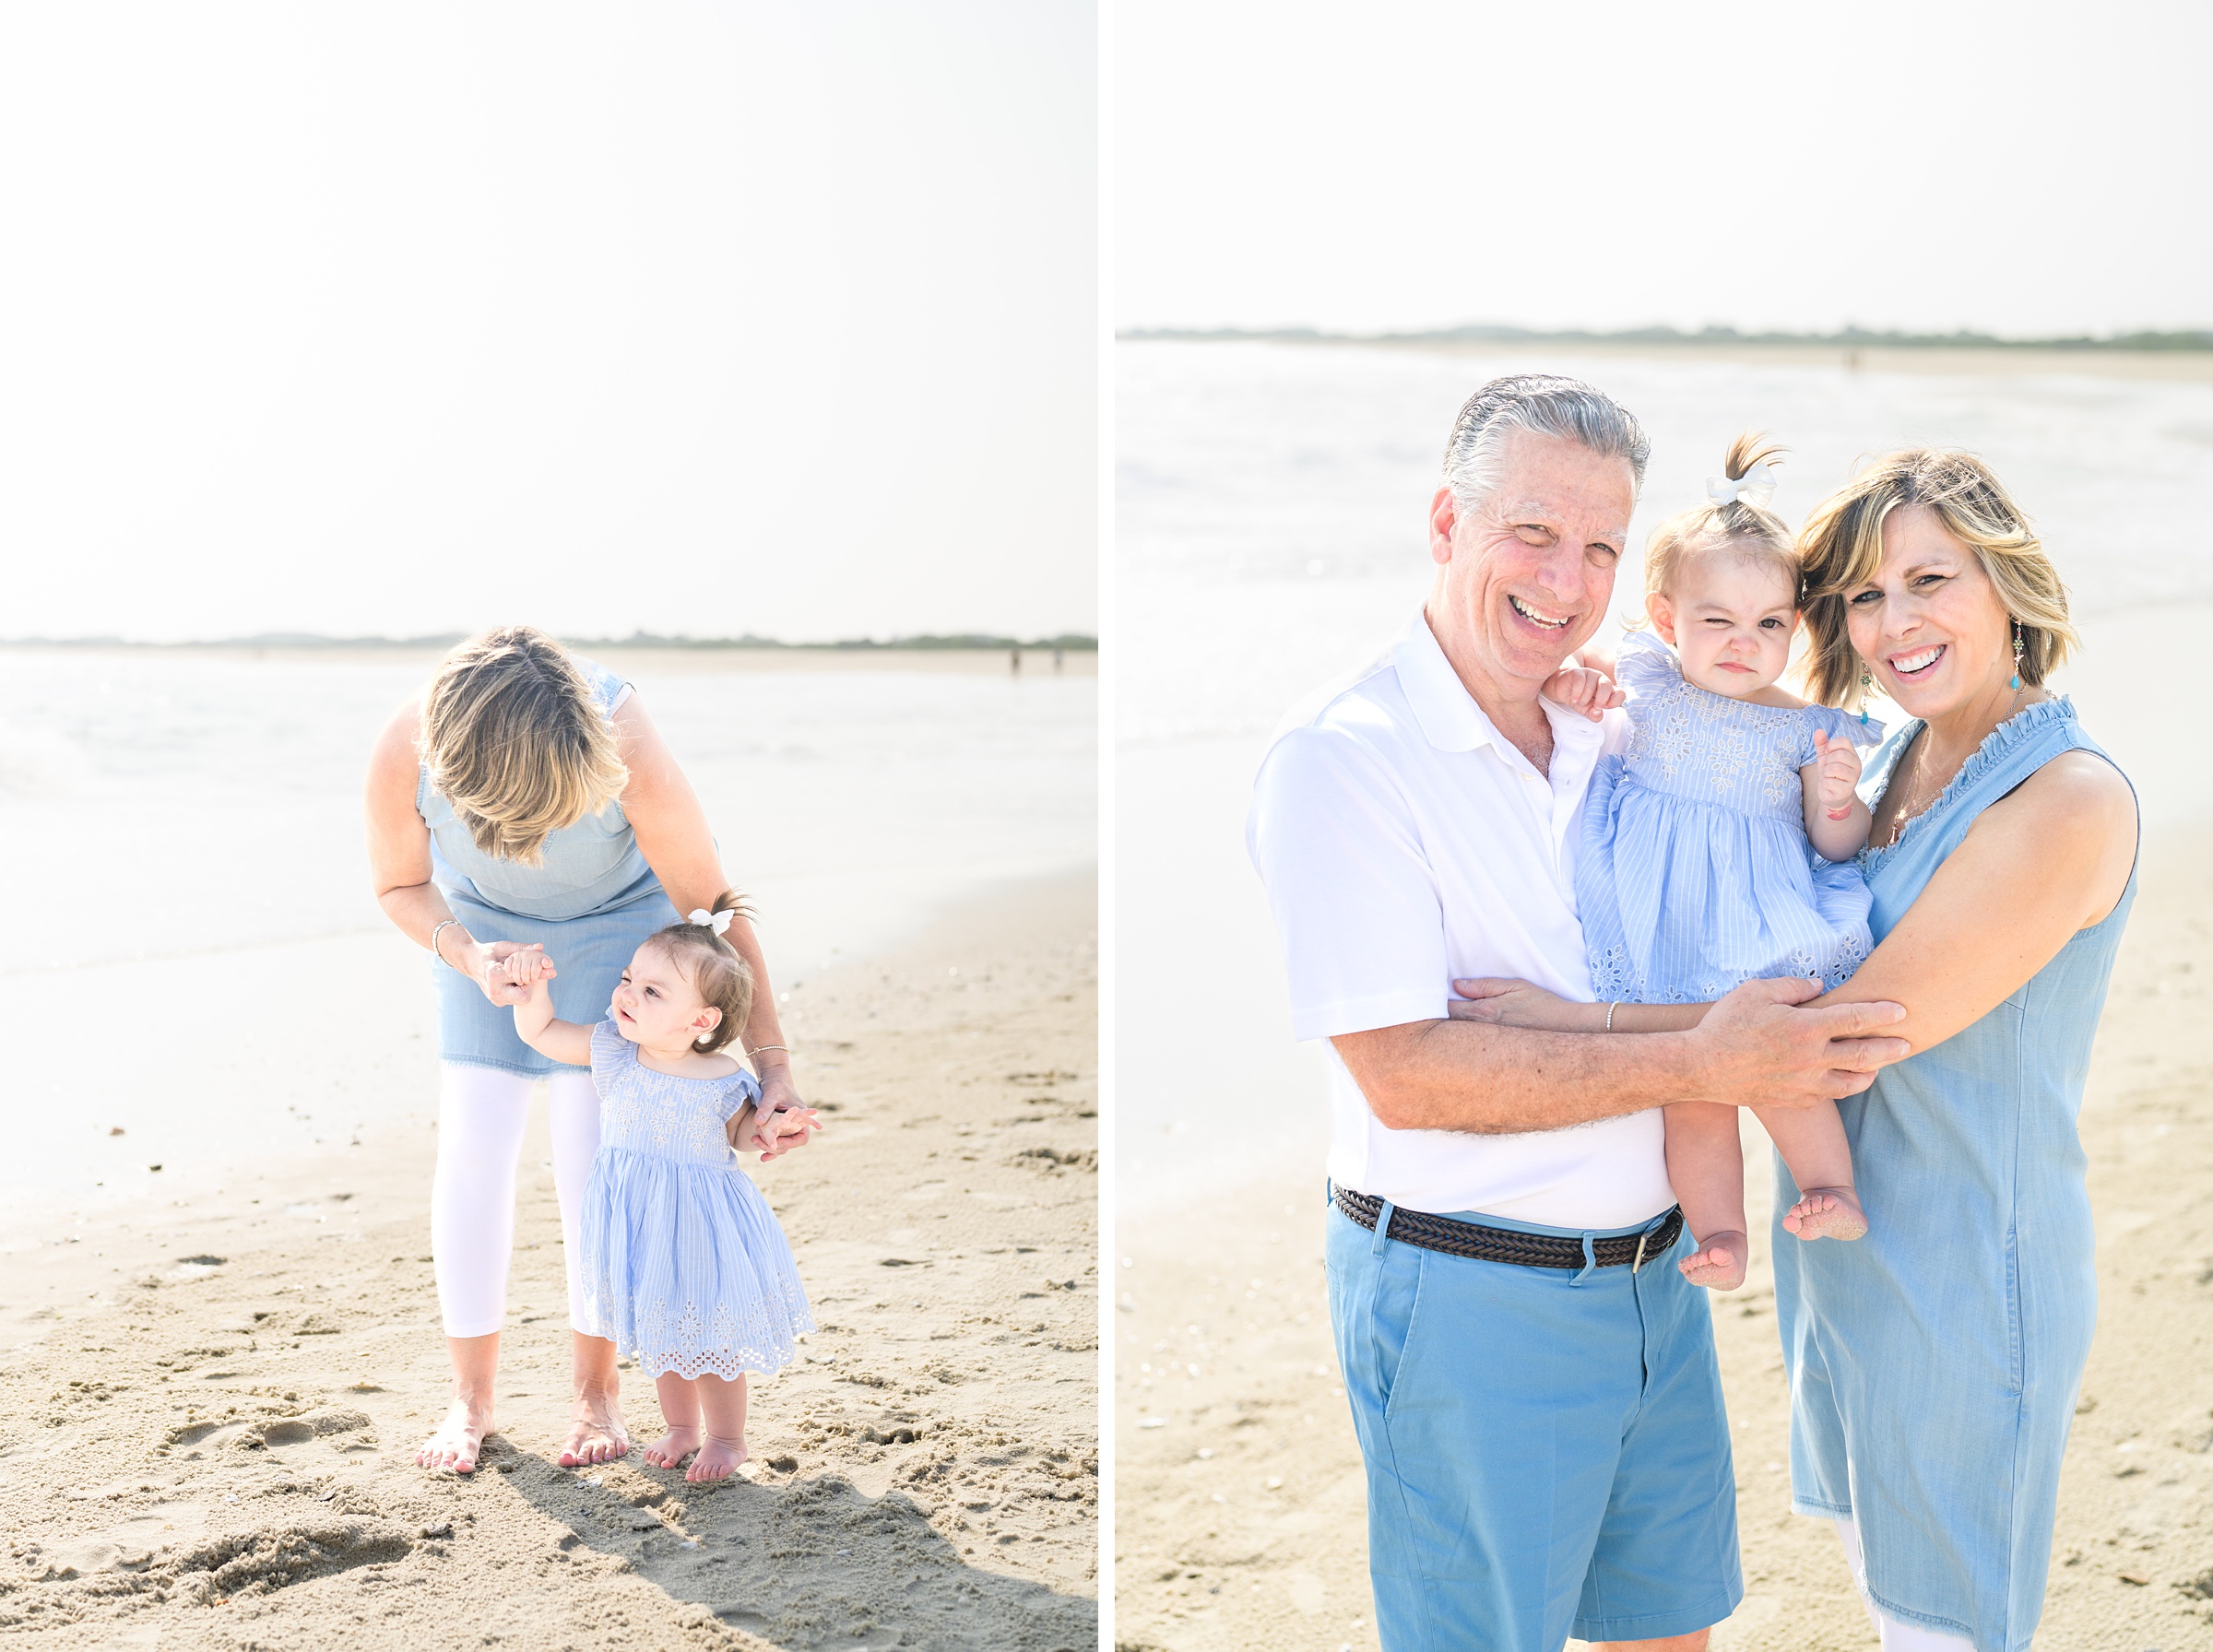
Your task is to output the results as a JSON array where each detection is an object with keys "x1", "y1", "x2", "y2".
[
  {"x1": 0, "y1": 4, "x2": 1095, "y2": 643},
  {"x1": 1117, "y1": 0, "x2": 2213, "y2": 337}
]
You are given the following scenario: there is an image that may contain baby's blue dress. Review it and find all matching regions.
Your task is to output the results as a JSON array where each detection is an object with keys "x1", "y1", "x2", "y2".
[
  {"x1": 575, "y1": 1021, "x2": 814, "y2": 1380},
  {"x1": 1578, "y1": 632, "x2": 1887, "y2": 1002}
]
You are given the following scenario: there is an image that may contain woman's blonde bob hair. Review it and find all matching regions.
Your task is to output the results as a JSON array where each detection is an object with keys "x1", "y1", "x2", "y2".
[
  {"x1": 420, "y1": 625, "x2": 630, "y2": 866},
  {"x1": 1795, "y1": 449, "x2": 2078, "y2": 713}
]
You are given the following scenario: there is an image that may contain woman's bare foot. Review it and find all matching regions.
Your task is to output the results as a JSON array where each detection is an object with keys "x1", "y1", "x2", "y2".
[
  {"x1": 416, "y1": 1398, "x2": 494, "y2": 1474},
  {"x1": 560, "y1": 1387, "x2": 630, "y2": 1467},
  {"x1": 1782, "y1": 1186, "x2": 1869, "y2": 1242},
  {"x1": 687, "y1": 1433, "x2": 748, "y2": 1483},
  {"x1": 1677, "y1": 1230, "x2": 1749, "y2": 1292},
  {"x1": 642, "y1": 1424, "x2": 702, "y2": 1469}
]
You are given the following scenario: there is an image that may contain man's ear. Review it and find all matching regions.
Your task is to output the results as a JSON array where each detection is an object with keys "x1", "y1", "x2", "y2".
[
  {"x1": 1646, "y1": 591, "x2": 1678, "y2": 645},
  {"x1": 1428, "y1": 488, "x2": 1458, "y2": 568}
]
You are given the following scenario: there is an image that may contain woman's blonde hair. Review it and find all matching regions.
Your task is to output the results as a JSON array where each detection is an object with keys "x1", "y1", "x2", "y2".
[
  {"x1": 1795, "y1": 449, "x2": 2077, "y2": 712},
  {"x1": 647, "y1": 890, "x2": 755, "y2": 1055},
  {"x1": 1637, "y1": 433, "x2": 1797, "y2": 620},
  {"x1": 420, "y1": 625, "x2": 630, "y2": 866}
]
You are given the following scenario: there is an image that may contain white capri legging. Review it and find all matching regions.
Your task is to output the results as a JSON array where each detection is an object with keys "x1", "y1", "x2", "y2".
[
  {"x1": 430, "y1": 1063, "x2": 602, "y2": 1339},
  {"x1": 1832, "y1": 1519, "x2": 1978, "y2": 1650}
]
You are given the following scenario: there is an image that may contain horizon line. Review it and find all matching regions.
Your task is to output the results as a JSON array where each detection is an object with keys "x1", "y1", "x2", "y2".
[
  {"x1": 0, "y1": 629, "x2": 1099, "y2": 653},
  {"x1": 1119, "y1": 322, "x2": 2213, "y2": 352}
]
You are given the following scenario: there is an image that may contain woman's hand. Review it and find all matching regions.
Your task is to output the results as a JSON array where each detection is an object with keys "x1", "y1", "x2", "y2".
[
  {"x1": 748, "y1": 1069, "x2": 822, "y2": 1159},
  {"x1": 471, "y1": 940, "x2": 549, "y2": 1007},
  {"x1": 1447, "y1": 978, "x2": 1599, "y2": 1031}
]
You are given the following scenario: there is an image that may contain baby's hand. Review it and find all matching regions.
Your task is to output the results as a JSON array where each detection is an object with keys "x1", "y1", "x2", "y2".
[
  {"x1": 1541, "y1": 665, "x2": 1624, "y2": 723},
  {"x1": 752, "y1": 1103, "x2": 824, "y2": 1157},
  {"x1": 499, "y1": 947, "x2": 556, "y2": 989},
  {"x1": 1812, "y1": 730, "x2": 1864, "y2": 820}
]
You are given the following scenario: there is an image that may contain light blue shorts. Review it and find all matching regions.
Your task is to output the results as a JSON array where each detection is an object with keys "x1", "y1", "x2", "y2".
[{"x1": 1326, "y1": 1198, "x2": 1741, "y2": 1650}]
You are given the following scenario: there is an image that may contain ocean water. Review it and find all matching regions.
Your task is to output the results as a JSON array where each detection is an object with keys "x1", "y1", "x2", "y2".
[
  {"x1": 0, "y1": 651, "x2": 1094, "y2": 1199},
  {"x1": 1115, "y1": 339, "x2": 2213, "y2": 1214}
]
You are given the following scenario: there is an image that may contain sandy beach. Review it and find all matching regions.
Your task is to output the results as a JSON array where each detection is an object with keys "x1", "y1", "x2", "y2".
[
  {"x1": 0, "y1": 871, "x2": 1097, "y2": 1651},
  {"x1": 1111, "y1": 832, "x2": 2213, "y2": 1650}
]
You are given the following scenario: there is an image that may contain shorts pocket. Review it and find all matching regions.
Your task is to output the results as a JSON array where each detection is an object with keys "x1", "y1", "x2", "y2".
[{"x1": 1375, "y1": 1246, "x2": 1427, "y2": 1425}]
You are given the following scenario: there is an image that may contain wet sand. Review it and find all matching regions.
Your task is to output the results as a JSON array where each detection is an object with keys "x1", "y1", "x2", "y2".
[
  {"x1": 1112, "y1": 836, "x2": 2213, "y2": 1651},
  {"x1": 0, "y1": 873, "x2": 1097, "y2": 1650}
]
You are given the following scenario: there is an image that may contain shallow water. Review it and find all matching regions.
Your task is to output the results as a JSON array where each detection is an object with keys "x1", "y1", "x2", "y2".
[{"x1": 0, "y1": 653, "x2": 1093, "y2": 1197}]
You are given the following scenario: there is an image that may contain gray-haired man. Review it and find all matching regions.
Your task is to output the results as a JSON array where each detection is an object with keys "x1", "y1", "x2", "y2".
[{"x1": 1248, "y1": 376, "x2": 1909, "y2": 1650}]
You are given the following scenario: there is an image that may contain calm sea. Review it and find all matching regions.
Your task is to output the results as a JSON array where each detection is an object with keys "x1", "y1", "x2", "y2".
[
  {"x1": 0, "y1": 652, "x2": 1093, "y2": 1201},
  {"x1": 1115, "y1": 338, "x2": 2213, "y2": 1216}
]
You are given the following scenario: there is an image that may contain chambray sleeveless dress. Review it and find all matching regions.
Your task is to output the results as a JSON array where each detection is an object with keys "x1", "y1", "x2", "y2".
[
  {"x1": 1578, "y1": 631, "x2": 1887, "y2": 1002},
  {"x1": 418, "y1": 656, "x2": 680, "y2": 1075},
  {"x1": 1772, "y1": 700, "x2": 2136, "y2": 1652},
  {"x1": 576, "y1": 1021, "x2": 813, "y2": 1378}
]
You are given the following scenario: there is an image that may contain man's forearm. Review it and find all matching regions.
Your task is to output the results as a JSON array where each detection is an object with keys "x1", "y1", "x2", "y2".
[{"x1": 1333, "y1": 1018, "x2": 1705, "y2": 1134}]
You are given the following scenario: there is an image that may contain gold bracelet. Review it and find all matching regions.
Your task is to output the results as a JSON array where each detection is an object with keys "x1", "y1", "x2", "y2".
[
  {"x1": 1604, "y1": 1000, "x2": 1620, "y2": 1032},
  {"x1": 748, "y1": 1044, "x2": 789, "y2": 1060}
]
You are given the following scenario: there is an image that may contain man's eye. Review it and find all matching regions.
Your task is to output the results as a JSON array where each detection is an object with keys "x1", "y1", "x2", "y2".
[{"x1": 1515, "y1": 525, "x2": 1555, "y2": 544}]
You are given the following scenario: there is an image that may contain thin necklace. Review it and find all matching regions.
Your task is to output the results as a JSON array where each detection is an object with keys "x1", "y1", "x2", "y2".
[{"x1": 1877, "y1": 683, "x2": 2028, "y2": 848}]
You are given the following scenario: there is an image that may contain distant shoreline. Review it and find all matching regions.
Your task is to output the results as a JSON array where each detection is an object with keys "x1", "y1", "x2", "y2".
[
  {"x1": 1121, "y1": 322, "x2": 2213, "y2": 352},
  {"x1": 0, "y1": 630, "x2": 1097, "y2": 654}
]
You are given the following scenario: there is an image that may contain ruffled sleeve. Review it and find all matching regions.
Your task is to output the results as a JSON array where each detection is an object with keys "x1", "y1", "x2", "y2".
[
  {"x1": 1613, "y1": 631, "x2": 1684, "y2": 724},
  {"x1": 717, "y1": 1068, "x2": 763, "y2": 1125},
  {"x1": 1795, "y1": 702, "x2": 1888, "y2": 766},
  {"x1": 588, "y1": 1019, "x2": 632, "y2": 1098}
]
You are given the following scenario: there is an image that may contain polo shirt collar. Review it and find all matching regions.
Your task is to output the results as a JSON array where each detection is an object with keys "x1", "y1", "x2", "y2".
[{"x1": 1394, "y1": 608, "x2": 1604, "y2": 772}]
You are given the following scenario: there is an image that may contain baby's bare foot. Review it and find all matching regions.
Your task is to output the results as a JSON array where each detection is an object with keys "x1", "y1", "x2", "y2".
[
  {"x1": 686, "y1": 1434, "x2": 748, "y2": 1484},
  {"x1": 1677, "y1": 1230, "x2": 1749, "y2": 1292},
  {"x1": 642, "y1": 1425, "x2": 701, "y2": 1469},
  {"x1": 416, "y1": 1399, "x2": 493, "y2": 1475},
  {"x1": 1783, "y1": 1186, "x2": 1869, "y2": 1242},
  {"x1": 560, "y1": 1387, "x2": 630, "y2": 1467}
]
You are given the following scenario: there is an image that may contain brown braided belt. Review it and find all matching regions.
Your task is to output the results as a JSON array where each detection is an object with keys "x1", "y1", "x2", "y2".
[{"x1": 1332, "y1": 1186, "x2": 1685, "y2": 1271}]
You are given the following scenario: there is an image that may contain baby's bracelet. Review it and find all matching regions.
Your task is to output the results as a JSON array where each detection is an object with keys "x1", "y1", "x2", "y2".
[{"x1": 1604, "y1": 1000, "x2": 1620, "y2": 1032}]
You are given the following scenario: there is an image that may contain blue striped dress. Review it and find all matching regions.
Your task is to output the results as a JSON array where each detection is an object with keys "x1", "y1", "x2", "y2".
[
  {"x1": 575, "y1": 1021, "x2": 814, "y2": 1380},
  {"x1": 1577, "y1": 631, "x2": 1887, "y2": 1004}
]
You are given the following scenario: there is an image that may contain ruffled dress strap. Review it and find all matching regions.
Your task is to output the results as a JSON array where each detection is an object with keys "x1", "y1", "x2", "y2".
[
  {"x1": 1613, "y1": 631, "x2": 1684, "y2": 711},
  {"x1": 717, "y1": 1068, "x2": 764, "y2": 1124},
  {"x1": 588, "y1": 1019, "x2": 634, "y2": 1097},
  {"x1": 1794, "y1": 702, "x2": 1888, "y2": 767}
]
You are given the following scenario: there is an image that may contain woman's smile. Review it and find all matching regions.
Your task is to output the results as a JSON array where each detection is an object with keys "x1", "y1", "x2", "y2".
[{"x1": 1888, "y1": 643, "x2": 1947, "y2": 679}]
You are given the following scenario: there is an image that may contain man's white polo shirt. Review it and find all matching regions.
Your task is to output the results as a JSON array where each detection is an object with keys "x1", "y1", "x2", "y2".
[{"x1": 1248, "y1": 608, "x2": 1675, "y2": 1228}]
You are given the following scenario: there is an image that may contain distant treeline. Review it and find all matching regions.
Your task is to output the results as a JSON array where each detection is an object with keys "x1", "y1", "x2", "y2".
[
  {"x1": 4, "y1": 631, "x2": 1099, "y2": 652},
  {"x1": 1122, "y1": 323, "x2": 2213, "y2": 353}
]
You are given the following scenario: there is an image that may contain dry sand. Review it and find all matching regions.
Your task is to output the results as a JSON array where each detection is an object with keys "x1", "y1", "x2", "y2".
[
  {"x1": 1113, "y1": 835, "x2": 2213, "y2": 1651},
  {"x1": 0, "y1": 873, "x2": 1097, "y2": 1651}
]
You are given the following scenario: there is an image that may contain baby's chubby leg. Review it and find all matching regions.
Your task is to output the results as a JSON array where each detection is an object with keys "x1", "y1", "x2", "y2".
[
  {"x1": 642, "y1": 1374, "x2": 704, "y2": 1469},
  {"x1": 1664, "y1": 1102, "x2": 1749, "y2": 1291},
  {"x1": 687, "y1": 1375, "x2": 751, "y2": 1484},
  {"x1": 1760, "y1": 1101, "x2": 1868, "y2": 1242}
]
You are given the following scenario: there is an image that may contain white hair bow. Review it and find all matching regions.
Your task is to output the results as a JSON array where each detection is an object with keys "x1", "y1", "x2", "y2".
[
  {"x1": 687, "y1": 908, "x2": 734, "y2": 936},
  {"x1": 1706, "y1": 463, "x2": 1777, "y2": 507}
]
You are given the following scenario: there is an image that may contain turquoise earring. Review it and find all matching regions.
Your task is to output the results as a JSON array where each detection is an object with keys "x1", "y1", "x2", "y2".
[
  {"x1": 1858, "y1": 663, "x2": 1873, "y2": 726},
  {"x1": 2009, "y1": 621, "x2": 2024, "y2": 691}
]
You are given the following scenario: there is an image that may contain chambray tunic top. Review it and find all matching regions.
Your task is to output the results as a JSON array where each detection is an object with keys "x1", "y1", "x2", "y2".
[
  {"x1": 1576, "y1": 631, "x2": 1887, "y2": 1004},
  {"x1": 419, "y1": 656, "x2": 680, "y2": 1075},
  {"x1": 1773, "y1": 699, "x2": 2136, "y2": 1652},
  {"x1": 575, "y1": 1021, "x2": 812, "y2": 1379}
]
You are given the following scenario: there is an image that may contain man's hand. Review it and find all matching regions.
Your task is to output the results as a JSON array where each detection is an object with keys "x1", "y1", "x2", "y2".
[
  {"x1": 1691, "y1": 977, "x2": 1909, "y2": 1108},
  {"x1": 1539, "y1": 665, "x2": 1624, "y2": 724}
]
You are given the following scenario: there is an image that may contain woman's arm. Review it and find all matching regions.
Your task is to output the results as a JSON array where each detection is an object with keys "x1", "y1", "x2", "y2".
[
  {"x1": 1805, "y1": 750, "x2": 2136, "y2": 1051},
  {"x1": 612, "y1": 693, "x2": 800, "y2": 1108},
  {"x1": 365, "y1": 701, "x2": 533, "y2": 1005}
]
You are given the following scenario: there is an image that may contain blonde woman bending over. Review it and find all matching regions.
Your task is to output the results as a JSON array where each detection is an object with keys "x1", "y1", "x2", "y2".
[{"x1": 365, "y1": 625, "x2": 811, "y2": 1475}]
